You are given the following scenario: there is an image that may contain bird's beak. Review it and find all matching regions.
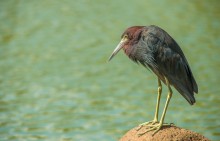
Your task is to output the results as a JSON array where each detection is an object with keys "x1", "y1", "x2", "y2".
[{"x1": 108, "y1": 37, "x2": 127, "y2": 61}]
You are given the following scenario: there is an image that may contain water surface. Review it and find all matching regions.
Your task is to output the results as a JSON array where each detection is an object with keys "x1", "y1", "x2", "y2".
[{"x1": 0, "y1": 0, "x2": 220, "y2": 140}]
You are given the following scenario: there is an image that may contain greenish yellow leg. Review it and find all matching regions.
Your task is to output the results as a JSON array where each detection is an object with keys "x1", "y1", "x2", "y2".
[
  {"x1": 136, "y1": 78, "x2": 162, "y2": 130},
  {"x1": 153, "y1": 78, "x2": 162, "y2": 122},
  {"x1": 139, "y1": 77, "x2": 172, "y2": 136}
]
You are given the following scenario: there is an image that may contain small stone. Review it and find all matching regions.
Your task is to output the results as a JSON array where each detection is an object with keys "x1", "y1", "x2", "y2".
[{"x1": 119, "y1": 125, "x2": 210, "y2": 141}]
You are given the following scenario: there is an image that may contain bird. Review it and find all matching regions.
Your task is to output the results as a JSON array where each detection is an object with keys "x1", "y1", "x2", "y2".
[{"x1": 108, "y1": 25, "x2": 198, "y2": 135}]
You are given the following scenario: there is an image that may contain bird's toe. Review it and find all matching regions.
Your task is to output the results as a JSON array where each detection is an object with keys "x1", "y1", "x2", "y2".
[{"x1": 136, "y1": 120, "x2": 159, "y2": 131}]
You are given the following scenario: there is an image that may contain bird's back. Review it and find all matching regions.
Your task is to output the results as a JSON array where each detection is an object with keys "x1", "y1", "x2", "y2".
[{"x1": 139, "y1": 25, "x2": 198, "y2": 105}]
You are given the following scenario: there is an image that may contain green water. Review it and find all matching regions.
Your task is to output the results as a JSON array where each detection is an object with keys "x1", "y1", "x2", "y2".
[{"x1": 0, "y1": 0, "x2": 220, "y2": 140}]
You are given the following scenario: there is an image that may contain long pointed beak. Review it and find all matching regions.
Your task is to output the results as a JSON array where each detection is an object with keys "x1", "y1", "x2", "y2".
[{"x1": 108, "y1": 38, "x2": 127, "y2": 61}]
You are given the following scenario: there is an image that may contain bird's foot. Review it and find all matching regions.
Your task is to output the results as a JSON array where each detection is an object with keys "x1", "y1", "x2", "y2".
[
  {"x1": 136, "y1": 119, "x2": 159, "y2": 131},
  {"x1": 138, "y1": 122, "x2": 172, "y2": 136}
]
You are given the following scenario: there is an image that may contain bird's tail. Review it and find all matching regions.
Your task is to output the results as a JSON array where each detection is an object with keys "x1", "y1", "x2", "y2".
[{"x1": 172, "y1": 79, "x2": 196, "y2": 105}]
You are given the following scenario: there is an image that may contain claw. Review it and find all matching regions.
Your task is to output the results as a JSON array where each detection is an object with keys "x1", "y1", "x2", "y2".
[
  {"x1": 138, "y1": 122, "x2": 173, "y2": 136},
  {"x1": 138, "y1": 122, "x2": 162, "y2": 136},
  {"x1": 136, "y1": 125, "x2": 143, "y2": 131},
  {"x1": 136, "y1": 120, "x2": 158, "y2": 131}
]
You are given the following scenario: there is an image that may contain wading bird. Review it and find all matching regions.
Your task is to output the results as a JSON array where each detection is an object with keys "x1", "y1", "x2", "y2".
[{"x1": 108, "y1": 25, "x2": 198, "y2": 135}]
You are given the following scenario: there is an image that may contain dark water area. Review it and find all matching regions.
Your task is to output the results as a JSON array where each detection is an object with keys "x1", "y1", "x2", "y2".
[{"x1": 0, "y1": 0, "x2": 220, "y2": 140}]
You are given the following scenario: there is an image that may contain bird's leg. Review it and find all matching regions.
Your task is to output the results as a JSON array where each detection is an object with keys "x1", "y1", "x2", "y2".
[
  {"x1": 153, "y1": 78, "x2": 162, "y2": 123},
  {"x1": 139, "y1": 77, "x2": 172, "y2": 136},
  {"x1": 136, "y1": 78, "x2": 162, "y2": 130}
]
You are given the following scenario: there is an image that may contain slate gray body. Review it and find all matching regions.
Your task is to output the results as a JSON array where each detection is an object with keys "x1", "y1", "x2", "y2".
[{"x1": 122, "y1": 25, "x2": 198, "y2": 105}]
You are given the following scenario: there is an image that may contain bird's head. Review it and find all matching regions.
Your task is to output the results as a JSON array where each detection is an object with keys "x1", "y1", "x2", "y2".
[{"x1": 108, "y1": 26, "x2": 144, "y2": 61}]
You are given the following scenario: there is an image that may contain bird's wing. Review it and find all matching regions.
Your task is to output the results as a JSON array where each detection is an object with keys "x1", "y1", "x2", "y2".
[{"x1": 142, "y1": 25, "x2": 198, "y2": 105}]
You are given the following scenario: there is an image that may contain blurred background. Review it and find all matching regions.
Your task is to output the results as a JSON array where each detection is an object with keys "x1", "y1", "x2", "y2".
[{"x1": 0, "y1": 0, "x2": 220, "y2": 140}]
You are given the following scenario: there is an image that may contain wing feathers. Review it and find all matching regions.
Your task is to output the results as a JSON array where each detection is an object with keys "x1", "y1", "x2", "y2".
[{"x1": 144, "y1": 25, "x2": 198, "y2": 105}]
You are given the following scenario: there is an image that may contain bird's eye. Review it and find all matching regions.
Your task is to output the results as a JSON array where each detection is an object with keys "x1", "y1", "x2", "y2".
[{"x1": 124, "y1": 34, "x2": 128, "y2": 39}]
